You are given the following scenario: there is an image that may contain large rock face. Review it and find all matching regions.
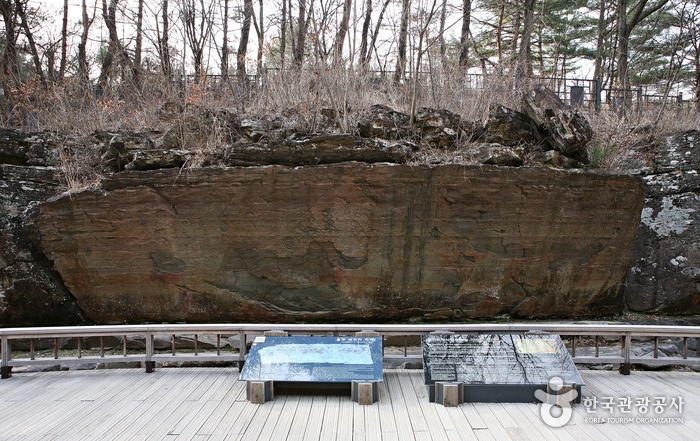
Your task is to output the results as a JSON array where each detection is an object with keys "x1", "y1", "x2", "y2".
[
  {"x1": 35, "y1": 164, "x2": 644, "y2": 323},
  {"x1": 625, "y1": 131, "x2": 700, "y2": 313},
  {"x1": 0, "y1": 164, "x2": 91, "y2": 326}
]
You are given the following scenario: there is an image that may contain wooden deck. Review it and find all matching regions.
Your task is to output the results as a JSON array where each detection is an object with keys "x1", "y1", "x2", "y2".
[{"x1": 0, "y1": 368, "x2": 697, "y2": 440}]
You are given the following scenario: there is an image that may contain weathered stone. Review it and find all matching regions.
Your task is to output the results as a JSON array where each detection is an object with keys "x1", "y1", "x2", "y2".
[
  {"x1": 530, "y1": 150, "x2": 582, "y2": 169},
  {"x1": 481, "y1": 103, "x2": 542, "y2": 147},
  {"x1": 625, "y1": 191, "x2": 700, "y2": 313},
  {"x1": 0, "y1": 129, "x2": 62, "y2": 167},
  {"x1": 357, "y1": 104, "x2": 411, "y2": 139},
  {"x1": 0, "y1": 128, "x2": 29, "y2": 165},
  {"x1": 224, "y1": 134, "x2": 416, "y2": 166},
  {"x1": 472, "y1": 143, "x2": 524, "y2": 167},
  {"x1": 650, "y1": 130, "x2": 699, "y2": 173},
  {"x1": 414, "y1": 108, "x2": 461, "y2": 148},
  {"x1": 0, "y1": 164, "x2": 91, "y2": 326},
  {"x1": 239, "y1": 116, "x2": 297, "y2": 142},
  {"x1": 460, "y1": 120, "x2": 486, "y2": 142},
  {"x1": 625, "y1": 131, "x2": 700, "y2": 314},
  {"x1": 93, "y1": 130, "x2": 155, "y2": 173},
  {"x1": 521, "y1": 85, "x2": 593, "y2": 163},
  {"x1": 35, "y1": 164, "x2": 644, "y2": 323},
  {"x1": 125, "y1": 149, "x2": 193, "y2": 171}
]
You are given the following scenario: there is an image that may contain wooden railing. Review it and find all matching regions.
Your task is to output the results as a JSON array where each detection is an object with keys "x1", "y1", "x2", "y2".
[{"x1": 2, "y1": 323, "x2": 699, "y2": 378}]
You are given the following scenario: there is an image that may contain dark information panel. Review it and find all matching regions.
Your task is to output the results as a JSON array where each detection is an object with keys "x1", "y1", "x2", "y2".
[
  {"x1": 422, "y1": 334, "x2": 584, "y2": 386},
  {"x1": 239, "y1": 336, "x2": 383, "y2": 382}
]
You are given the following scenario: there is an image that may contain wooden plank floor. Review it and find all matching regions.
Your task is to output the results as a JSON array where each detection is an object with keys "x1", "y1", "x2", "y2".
[{"x1": 0, "y1": 368, "x2": 697, "y2": 440}]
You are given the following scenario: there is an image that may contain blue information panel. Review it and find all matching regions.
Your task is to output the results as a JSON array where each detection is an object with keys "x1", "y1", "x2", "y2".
[{"x1": 239, "y1": 336, "x2": 383, "y2": 382}]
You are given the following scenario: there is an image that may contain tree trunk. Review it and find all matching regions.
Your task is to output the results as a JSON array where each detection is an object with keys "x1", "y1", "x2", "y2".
[
  {"x1": 293, "y1": 0, "x2": 307, "y2": 67},
  {"x1": 359, "y1": 0, "x2": 372, "y2": 71},
  {"x1": 511, "y1": 0, "x2": 521, "y2": 55},
  {"x1": 616, "y1": 0, "x2": 670, "y2": 90},
  {"x1": 458, "y1": 0, "x2": 471, "y2": 70},
  {"x1": 0, "y1": 0, "x2": 19, "y2": 122},
  {"x1": 59, "y1": 0, "x2": 69, "y2": 80},
  {"x1": 237, "y1": 0, "x2": 253, "y2": 81},
  {"x1": 280, "y1": 0, "x2": 287, "y2": 67},
  {"x1": 515, "y1": 0, "x2": 536, "y2": 84},
  {"x1": 593, "y1": 0, "x2": 605, "y2": 85},
  {"x1": 496, "y1": 0, "x2": 505, "y2": 63},
  {"x1": 160, "y1": 0, "x2": 171, "y2": 79},
  {"x1": 334, "y1": 0, "x2": 352, "y2": 63},
  {"x1": 96, "y1": 0, "x2": 118, "y2": 95},
  {"x1": 695, "y1": 50, "x2": 700, "y2": 109},
  {"x1": 617, "y1": 0, "x2": 630, "y2": 89},
  {"x1": 394, "y1": 0, "x2": 410, "y2": 84},
  {"x1": 222, "y1": 0, "x2": 229, "y2": 78},
  {"x1": 78, "y1": 0, "x2": 91, "y2": 84},
  {"x1": 438, "y1": 0, "x2": 447, "y2": 67},
  {"x1": 256, "y1": 0, "x2": 264, "y2": 77},
  {"x1": 368, "y1": 0, "x2": 391, "y2": 71},
  {"x1": 134, "y1": 0, "x2": 144, "y2": 88},
  {"x1": 15, "y1": 0, "x2": 47, "y2": 88}
]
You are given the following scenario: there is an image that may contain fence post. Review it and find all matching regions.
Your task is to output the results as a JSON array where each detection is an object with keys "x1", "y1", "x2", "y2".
[
  {"x1": 594, "y1": 77, "x2": 601, "y2": 113},
  {"x1": 145, "y1": 330, "x2": 155, "y2": 373},
  {"x1": 620, "y1": 332, "x2": 632, "y2": 375},
  {"x1": 1, "y1": 335, "x2": 11, "y2": 379},
  {"x1": 637, "y1": 86, "x2": 643, "y2": 115}
]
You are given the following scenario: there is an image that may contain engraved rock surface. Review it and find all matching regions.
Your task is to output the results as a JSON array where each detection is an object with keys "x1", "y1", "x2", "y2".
[{"x1": 35, "y1": 164, "x2": 644, "y2": 323}]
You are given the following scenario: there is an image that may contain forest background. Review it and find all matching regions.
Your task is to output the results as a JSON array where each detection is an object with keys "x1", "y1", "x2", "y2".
[{"x1": 1, "y1": 0, "x2": 699, "y2": 168}]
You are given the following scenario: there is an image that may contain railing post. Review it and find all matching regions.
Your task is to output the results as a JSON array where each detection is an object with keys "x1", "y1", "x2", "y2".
[
  {"x1": 620, "y1": 332, "x2": 632, "y2": 375},
  {"x1": 145, "y1": 331, "x2": 155, "y2": 373},
  {"x1": 1, "y1": 335, "x2": 12, "y2": 379},
  {"x1": 238, "y1": 331, "x2": 246, "y2": 370}
]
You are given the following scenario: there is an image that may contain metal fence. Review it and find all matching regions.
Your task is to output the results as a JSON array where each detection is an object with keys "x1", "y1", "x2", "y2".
[{"x1": 178, "y1": 69, "x2": 696, "y2": 117}]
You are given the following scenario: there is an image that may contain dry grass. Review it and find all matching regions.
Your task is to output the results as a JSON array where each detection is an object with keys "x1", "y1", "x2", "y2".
[{"x1": 6, "y1": 71, "x2": 699, "y2": 192}]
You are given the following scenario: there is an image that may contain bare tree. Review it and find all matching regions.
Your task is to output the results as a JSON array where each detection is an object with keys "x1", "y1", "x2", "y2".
[
  {"x1": 14, "y1": 0, "x2": 46, "y2": 88},
  {"x1": 458, "y1": 0, "x2": 471, "y2": 69},
  {"x1": 59, "y1": 0, "x2": 69, "y2": 80},
  {"x1": 593, "y1": 0, "x2": 606, "y2": 87},
  {"x1": 280, "y1": 0, "x2": 287, "y2": 67},
  {"x1": 221, "y1": 0, "x2": 229, "y2": 78},
  {"x1": 179, "y1": 0, "x2": 215, "y2": 81},
  {"x1": 96, "y1": 0, "x2": 138, "y2": 95},
  {"x1": 334, "y1": 0, "x2": 352, "y2": 62},
  {"x1": 394, "y1": 0, "x2": 410, "y2": 84},
  {"x1": 251, "y1": 0, "x2": 264, "y2": 77},
  {"x1": 358, "y1": 0, "x2": 372, "y2": 70},
  {"x1": 134, "y1": 0, "x2": 144, "y2": 88},
  {"x1": 237, "y1": 0, "x2": 253, "y2": 80},
  {"x1": 158, "y1": 0, "x2": 172, "y2": 78},
  {"x1": 0, "y1": 0, "x2": 20, "y2": 121},
  {"x1": 294, "y1": 0, "x2": 312, "y2": 67},
  {"x1": 78, "y1": 0, "x2": 95, "y2": 85},
  {"x1": 368, "y1": 0, "x2": 390, "y2": 71},
  {"x1": 438, "y1": 0, "x2": 447, "y2": 67},
  {"x1": 410, "y1": 0, "x2": 439, "y2": 121}
]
